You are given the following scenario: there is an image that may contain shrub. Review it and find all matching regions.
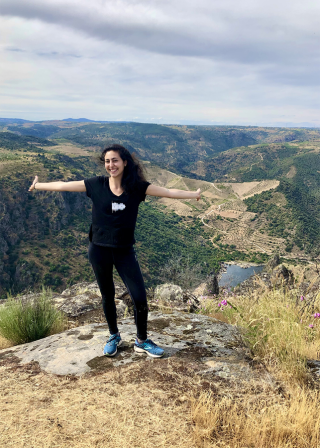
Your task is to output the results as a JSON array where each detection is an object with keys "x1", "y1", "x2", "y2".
[
  {"x1": 158, "y1": 254, "x2": 205, "y2": 290},
  {"x1": 0, "y1": 288, "x2": 65, "y2": 345}
]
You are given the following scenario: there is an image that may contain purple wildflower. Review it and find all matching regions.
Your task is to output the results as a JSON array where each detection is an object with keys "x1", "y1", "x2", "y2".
[
  {"x1": 309, "y1": 324, "x2": 314, "y2": 328},
  {"x1": 301, "y1": 296, "x2": 305, "y2": 301}
]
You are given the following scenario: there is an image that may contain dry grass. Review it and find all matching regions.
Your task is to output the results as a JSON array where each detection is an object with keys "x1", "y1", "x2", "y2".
[
  {"x1": 199, "y1": 275, "x2": 320, "y2": 385},
  {"x1": 2, "y1": 353, "x2": 320, "y2": 448},
  {"x1": 0, "y1": 360, "x2": 196, "y2": 448},
  {"x1": 0, "y1": 335, "x2": 12, "y2": 350},
  {"x1": 192, "y1": 388, "x2": 320, "y2": 448},
  {"x1": 47, "y1": 143, "x2": 92, "y2": 156},
  {"x1": 230, "y1": 182, "x2": 260, "y2": 198}
]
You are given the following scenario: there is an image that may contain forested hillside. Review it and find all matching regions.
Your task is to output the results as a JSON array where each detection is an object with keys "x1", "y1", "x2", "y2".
[
  {"x1": 0, "y1": 134, "x2": 265, "y2": 297},
  {"x1": 0, "y1": 120, "x2": 319, "y2": 297}
]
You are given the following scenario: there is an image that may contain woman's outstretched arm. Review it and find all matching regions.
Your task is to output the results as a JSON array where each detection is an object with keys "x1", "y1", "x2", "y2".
[
  {"x1": 28, "y1": 176, "x2": 86, "y2": 192},
  {"x1": 146, "y1": 184, "x2": 201, "y2": 201}
]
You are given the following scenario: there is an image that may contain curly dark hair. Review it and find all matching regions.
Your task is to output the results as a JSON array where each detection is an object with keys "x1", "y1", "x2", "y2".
[{"x1": 100, "y1": 144, "x2": 147, "y2": 193}]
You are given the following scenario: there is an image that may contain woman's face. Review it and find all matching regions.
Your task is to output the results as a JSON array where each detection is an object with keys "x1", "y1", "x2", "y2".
[{"x1": 104, "y1": 150, "x2": 127, "y2": 179}]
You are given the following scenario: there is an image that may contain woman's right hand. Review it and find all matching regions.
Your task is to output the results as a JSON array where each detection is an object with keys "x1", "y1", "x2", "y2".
[{"x1": 28, "y1": 175, "x2": 38, "y2": 191}]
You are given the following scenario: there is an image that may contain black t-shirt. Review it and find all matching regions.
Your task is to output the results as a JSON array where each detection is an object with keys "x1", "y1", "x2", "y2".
[{"x1": 84, "y1": 176, "x2": 150, "y2": 247}]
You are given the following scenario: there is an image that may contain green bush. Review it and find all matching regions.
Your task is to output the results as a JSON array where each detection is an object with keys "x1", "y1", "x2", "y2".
[{"x1": 0, "y1": 288, "x2": 65, "y2": 345}]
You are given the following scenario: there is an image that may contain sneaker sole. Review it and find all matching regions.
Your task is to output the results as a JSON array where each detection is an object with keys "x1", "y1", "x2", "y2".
[
  {"x1": 134, "y1": 345, "x2": 164, "y2": 358},
  {"x1": 104, "y1": 340, "x2": 122, "y2": 357}
]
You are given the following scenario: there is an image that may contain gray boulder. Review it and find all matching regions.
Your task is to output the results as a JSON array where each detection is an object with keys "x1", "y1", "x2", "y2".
[
  {"x1": 53, "y1": 281, "x2": 132, "y2": 318},
  {"x1": 153, "y1": 283, "x2": 200, "y2": 312}
]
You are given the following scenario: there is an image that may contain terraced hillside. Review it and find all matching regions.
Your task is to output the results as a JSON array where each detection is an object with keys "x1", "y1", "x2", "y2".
[
  {"x1": 1, "y1": 120, "x2": 319, "y2": 296},
  {"x1": 144, "y1": 166, "x2": 285, "y2": 256},
  {"x1": 0, "y1": 137, "x2": 270, "y2": 297}
]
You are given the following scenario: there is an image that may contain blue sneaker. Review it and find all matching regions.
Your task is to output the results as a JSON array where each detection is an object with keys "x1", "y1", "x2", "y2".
[
  {"x1": 103, "y1": 333, "x2": 122, "y2": 357},
  {"x1": 134, "y1": 338, "x2": 164, "y2": 358}
]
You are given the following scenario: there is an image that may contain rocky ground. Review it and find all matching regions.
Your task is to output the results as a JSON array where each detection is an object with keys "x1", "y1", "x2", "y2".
[
  {"x1": 0, "y1": 310, "x2": 269, "y2": 381},
  {"x1": 0, "y1": 277, "x2": 277, "y2": 388},
  {"x1": 1, "y1": 261, "x2": 319, "y2": 447}
]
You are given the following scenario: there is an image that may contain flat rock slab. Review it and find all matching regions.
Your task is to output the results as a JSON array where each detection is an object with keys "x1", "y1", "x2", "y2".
[{"x1": 0, "y1": 311, "x2": 263, "y2": 382}]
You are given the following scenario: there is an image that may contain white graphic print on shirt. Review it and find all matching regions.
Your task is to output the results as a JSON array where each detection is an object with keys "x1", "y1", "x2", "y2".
[{"x1": 112, "y1": 202, "x2": 126, "y2": 212}]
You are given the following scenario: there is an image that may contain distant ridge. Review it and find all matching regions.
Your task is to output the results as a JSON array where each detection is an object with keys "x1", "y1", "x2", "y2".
[
  {"x1": 62, "y1": 118, "x2": 96, "y2": 122},
  {"x1": 0, "y1": 118, "x2": 32, "y2": 124},
  {"x1": 62, "y1": 118, "x2": 132, "y2": 123},
  {"x1": 0, "y1": 117, "x2": 130, "y2": 124},
  {"x1": 0, "y1": 117, "x2": 319, "y2": 128}
]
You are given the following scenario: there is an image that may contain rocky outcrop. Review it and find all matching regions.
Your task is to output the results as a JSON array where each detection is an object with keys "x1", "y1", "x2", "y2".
[
  {"x1": 205, "y1": 273, "x2": 219, "y2": 295},
  {"x1": 266, "y1": 254, "x2": 280, "y2": 271},
  {"x1": 273, "y1": 264, "x2": 294, "y2": 285},
  {"x1": 1, "y1": 281, "x2": 205, "y2": 322},
  {"x1": 153, "y1": 284, "x2": 200, "y2": 312},
  {"x1": 0, "y1": 311, "x2": 272, "y2": 385}
]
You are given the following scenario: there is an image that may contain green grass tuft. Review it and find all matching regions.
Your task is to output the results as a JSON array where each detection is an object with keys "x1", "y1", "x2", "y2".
[{"x1": 0, "y1": 287, "x2": 65, "y2": 345}]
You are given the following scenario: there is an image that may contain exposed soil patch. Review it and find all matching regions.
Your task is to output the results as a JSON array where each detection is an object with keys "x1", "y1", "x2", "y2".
[
  {"x1": 230, "y1": 181, "x2": 260, "y2": 197},
  {"x1": 78, "y1": 335, "x2": 93, "y2": 341},
  {"x1": 218, "y1": 210, "x2": 242, "y2": 219},
  {"x1": 86, "y1": 356, "x2": 114, "y2": 372},
  {"x1": 148, "y1": 318, "x2": 171, "y2": 332},
  {"x1": 286, "y1": 165, "x2": 297, "y2": 178},
  {"x1": 158, "y1": 197, "x2": 193, "y2": 216},
  {"x1": 46, "y1": 143, "x2": 92, "y2": 156},
  {"x1": 0, "y1": 350, "x2": 16, "y2": 363},
  {"x1": 173, "y1": 346, "x2": 213, "y2": 361}
]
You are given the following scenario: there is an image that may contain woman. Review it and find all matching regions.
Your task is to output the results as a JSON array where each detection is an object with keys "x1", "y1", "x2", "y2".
[{"x1": 29, "y1": 144, "x2": 201, "y2": 358}]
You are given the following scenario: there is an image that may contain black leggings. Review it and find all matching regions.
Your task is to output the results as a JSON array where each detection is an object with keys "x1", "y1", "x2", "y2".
[{"x1": 88, "y1": 242, "x2": 148, "y2": 340}]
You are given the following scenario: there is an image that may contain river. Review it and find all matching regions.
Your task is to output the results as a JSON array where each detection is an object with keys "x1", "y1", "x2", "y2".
[{"x1": 219, "y1": 264, "x2": 264, "y2": 288}]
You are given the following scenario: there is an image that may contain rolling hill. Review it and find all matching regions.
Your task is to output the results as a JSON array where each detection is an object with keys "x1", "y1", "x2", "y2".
[{"x1": 0, "y1": 120, "x2": 319, "y2": 296}]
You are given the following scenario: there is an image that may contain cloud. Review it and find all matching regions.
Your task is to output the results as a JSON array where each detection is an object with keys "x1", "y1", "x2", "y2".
[
  {"x1": 6, "y1": 47, "x2": 26, "y2": 52},
  {"x1": 1, "y1": 0, "x2": 319, "y2": 65},
  {"x1": 0, "y1": 1, "x2": 319, "y2": 124}
]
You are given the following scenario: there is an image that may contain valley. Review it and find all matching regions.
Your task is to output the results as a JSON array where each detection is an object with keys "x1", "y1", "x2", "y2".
[{"x1": 0, "y1": 119, "x2": 319, "y2": 296}]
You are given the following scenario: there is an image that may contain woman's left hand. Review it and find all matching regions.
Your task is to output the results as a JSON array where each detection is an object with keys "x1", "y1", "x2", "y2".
[{"x1": 196, "y1": 188, "x2": 201, "y2": 201}]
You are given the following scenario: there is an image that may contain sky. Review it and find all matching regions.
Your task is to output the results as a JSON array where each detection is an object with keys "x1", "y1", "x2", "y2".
[{"x1": 0, "y1": 0, "x2": 319, "y2": 126}]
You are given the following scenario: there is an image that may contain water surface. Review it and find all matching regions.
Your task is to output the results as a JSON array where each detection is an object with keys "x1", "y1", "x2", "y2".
[{"x1": 219, "y1": 264, "x2": 264, "y2": 288}]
